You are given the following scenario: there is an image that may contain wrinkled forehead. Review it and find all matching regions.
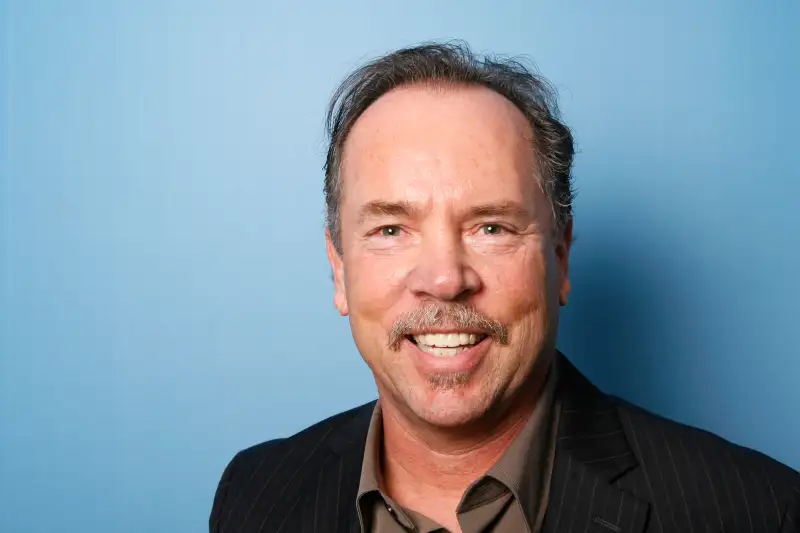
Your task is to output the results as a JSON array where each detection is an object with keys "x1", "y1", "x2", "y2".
[{"x1": 338, "y1": 84, "x2": 546, "y2": 215}]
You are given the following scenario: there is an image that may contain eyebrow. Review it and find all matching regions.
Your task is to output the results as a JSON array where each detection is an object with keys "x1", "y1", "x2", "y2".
[
  {"x1": 355, "y1": 200, "x2": 534, "y2": 226},
  {"x1": 468, "y1": 202, "x2": 532, "y2": 220},
  {"x1": 356, "y1": 201, "x2": 421, "y2": 226}
]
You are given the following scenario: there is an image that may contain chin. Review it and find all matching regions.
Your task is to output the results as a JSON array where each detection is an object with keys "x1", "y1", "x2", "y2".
[{"x1": 403, "y1": 383, "x2": 496, "y2": 428}]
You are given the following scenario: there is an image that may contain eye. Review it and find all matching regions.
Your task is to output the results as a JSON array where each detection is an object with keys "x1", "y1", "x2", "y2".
[
  {"x1": 378, "y1": 225, "x2": 402, "y2": 237},
  {"x1": 481, "y1": 224, "x2": 504, "y2": 235}
]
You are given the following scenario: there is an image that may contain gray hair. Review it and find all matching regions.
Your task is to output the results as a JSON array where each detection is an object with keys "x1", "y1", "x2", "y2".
[{"x1": 324, "y1": 41, "x2": 575, "y2": 253}]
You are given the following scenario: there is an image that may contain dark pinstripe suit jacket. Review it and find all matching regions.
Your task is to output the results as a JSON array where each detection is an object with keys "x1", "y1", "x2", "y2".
[{"x1": 210, "y1": 356, "x2": 800, "y2": 533}]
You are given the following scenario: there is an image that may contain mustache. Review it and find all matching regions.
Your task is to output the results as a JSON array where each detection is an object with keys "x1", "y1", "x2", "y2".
[{"x1": 387, "y1": 302, "x2": 509, "y2": 351}]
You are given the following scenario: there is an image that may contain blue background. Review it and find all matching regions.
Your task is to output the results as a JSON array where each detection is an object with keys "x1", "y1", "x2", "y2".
[{"x1": 1, "y1": 1, "x2": 798, "y2": 532}]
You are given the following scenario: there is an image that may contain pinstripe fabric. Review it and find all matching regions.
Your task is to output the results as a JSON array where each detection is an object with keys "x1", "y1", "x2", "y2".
[{"x1": 210, "y1": 355, "x2": 800, "y2": 533}]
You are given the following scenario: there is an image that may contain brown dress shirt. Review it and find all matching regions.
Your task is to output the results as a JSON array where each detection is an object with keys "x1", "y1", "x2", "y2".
[{"x1": 356, "y1": 359, "x2": 561, "y2": 533}]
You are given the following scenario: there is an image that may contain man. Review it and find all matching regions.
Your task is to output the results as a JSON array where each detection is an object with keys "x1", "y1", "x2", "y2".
[{"x1": 210, "y1": 42, "x2": 799, "y2": 533}]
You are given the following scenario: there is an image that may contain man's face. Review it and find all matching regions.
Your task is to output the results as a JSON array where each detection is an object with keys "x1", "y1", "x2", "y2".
[{"x1": 326, "y1": 85, "x2": 572, "y2": 428}]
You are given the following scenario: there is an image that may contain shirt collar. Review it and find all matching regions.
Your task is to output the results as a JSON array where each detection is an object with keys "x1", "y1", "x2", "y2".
[{"x1": 478, "y1": 355, "x2": 560, "y2": 528}]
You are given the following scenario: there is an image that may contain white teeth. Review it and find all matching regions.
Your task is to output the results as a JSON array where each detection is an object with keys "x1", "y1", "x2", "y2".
[
  {"x1": 416, "y1": 344, "x2": 469, "y2": 357},
  {"x1": 411, "y1": 333, "x2": 483, "y2": 353}
]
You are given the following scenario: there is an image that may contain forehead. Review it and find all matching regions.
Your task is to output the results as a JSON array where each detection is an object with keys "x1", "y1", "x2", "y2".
[{"x1": 339, "y1": 85, "x2": 541, "y2": 210}]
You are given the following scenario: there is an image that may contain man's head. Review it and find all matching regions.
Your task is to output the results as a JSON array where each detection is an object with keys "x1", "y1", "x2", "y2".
[{"x1": 323, "y1": 42, "x2": 575, "y2": 430}]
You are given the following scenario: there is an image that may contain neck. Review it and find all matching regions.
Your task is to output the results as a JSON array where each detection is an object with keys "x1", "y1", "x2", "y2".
[{"x1": 379, "y1": 368, "x2": 549, "y2": 501}]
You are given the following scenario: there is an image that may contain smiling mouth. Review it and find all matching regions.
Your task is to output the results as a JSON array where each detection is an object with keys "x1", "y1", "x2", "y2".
[{"x1": 407, "y1": 332, "x2": 488, "y2": 357}]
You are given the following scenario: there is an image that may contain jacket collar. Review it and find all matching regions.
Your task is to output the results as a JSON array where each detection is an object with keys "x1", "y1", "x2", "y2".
[{"x1": 541, "y1": 354, "x2": 650, "y2": 533}]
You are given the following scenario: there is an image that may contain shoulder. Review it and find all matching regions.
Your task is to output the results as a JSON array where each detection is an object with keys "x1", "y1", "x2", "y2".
[
  {"x1": 209, "y1": 401, "x2": 375, "y2": 532},
  {"x1": 615, "y1": 397, "x2": 799, "y2": 486},
  {"x1": 613, "y1": 397, "x2": 800, "y2": 530}
]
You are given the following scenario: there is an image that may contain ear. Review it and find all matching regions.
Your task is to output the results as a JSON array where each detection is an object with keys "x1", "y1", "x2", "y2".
[
  {"x1": 556, "y1": 217, "x2": 573, "y2": 306},
  {"x1": 325, "y1": 230, "x2": 349, "y2": 316}
]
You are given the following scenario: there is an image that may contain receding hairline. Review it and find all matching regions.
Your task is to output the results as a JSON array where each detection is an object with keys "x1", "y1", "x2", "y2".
[
  {"x1": 347, "y1": 79, "x2": 535, "y2": 133},
  {"x1": 337, "y1": 80, "x2": 538, "y2": 180}
]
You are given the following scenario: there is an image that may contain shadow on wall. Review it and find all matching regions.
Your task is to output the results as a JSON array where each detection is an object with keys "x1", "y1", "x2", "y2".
[
  {"x1": 556, "y1": 163, "x2": 799, "y2": 471},
  {"x1": 557, "y1": 202, "x2": 695, "y2": 420}
]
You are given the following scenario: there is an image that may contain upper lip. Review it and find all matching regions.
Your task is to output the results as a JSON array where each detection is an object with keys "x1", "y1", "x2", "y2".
[{"x1": 407, "y1": 329, "x2": 488, "y2": 336}]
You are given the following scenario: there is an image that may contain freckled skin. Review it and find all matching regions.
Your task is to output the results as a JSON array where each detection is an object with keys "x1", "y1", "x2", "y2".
[{"x1": 325, "y1": 85, "x2": 572, "y2": 432}]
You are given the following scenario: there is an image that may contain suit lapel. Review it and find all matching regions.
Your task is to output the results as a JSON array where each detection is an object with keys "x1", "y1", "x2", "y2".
[
  {"x1": 542, "y1": 355, "x2": 650, "y2": 533},
  {"x1": 328, "y1": 409, "x2": 371, "y2": 533},
  {"x1": 297, "y1": 402, "x2": 373, "y2": 533}
]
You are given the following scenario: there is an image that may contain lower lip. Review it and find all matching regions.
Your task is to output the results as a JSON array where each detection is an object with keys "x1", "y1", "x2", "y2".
[{"x1": 403, "y1": 336, "x2": 491, "y2": 375}]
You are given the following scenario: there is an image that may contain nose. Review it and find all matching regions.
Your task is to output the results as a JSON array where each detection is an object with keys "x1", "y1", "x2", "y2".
[{"x1": 406, "y1": 229, "x2": 482, "y2": 302}]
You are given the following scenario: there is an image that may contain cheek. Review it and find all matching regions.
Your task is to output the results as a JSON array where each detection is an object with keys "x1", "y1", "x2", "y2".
[
  {"x1": 478, "y1": 244, "x2": 551, "y2": 321},
  {"x1": 345, "y1": 256, "x2": 413, "y2": 369},
  {"x1": 345, "y1": 255, "x2": 410, "y2": 325}
]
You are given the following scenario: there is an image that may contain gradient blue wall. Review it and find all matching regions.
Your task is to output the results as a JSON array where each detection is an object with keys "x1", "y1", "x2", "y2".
[{"x1": 1, "y1": 1, "x2": 798, "y2": 532}]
